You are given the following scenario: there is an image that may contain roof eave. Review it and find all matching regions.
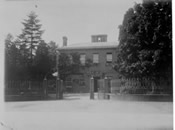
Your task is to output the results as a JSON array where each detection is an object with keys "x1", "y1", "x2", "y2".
[{"x1": 58, "y1": 45, "x2": 118, "y2": 50}]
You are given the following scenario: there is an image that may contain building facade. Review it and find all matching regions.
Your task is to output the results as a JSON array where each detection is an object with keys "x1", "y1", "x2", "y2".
[{"x1": 59, "y1": 35, "x2": 119, "y2": 93}]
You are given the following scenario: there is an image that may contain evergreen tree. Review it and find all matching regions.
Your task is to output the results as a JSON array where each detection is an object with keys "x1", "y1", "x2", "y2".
[
  {"x1": 18, "y1": 11, "x2": 44, "y2": 65},
  {"x1": 4, "y1": 12, "x2": 84, "y2": 81}
]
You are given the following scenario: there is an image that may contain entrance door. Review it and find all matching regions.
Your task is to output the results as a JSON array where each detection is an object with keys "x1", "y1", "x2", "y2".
[{"x1": 94, "y1": 77, "x2": 100, "y2": 92}]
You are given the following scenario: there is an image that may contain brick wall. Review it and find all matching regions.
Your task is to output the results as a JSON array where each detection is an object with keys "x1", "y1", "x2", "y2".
[{"x1": 59, "y1": 47, "x2": 119, "y2": 93}]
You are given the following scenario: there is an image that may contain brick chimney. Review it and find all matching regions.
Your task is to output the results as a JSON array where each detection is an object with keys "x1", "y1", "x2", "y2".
[{"x1": 63, "y1": 36, "x2": 68, "y2": 46}]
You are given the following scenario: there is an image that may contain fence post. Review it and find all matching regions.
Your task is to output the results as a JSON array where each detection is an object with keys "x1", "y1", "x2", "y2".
[{"x1": 90, "y1": 76, "x2": 94, "y2": 99}]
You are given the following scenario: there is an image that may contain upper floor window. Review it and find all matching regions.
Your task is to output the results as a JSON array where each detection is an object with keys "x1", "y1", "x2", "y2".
[
  {"x1": 80, "y1": 54, "x2": 86, "y2": 65},
  {"x1": 68, "y1": 54, "x2": 73, "y2": 64},
  {"x1": 106, "y1": 53, "x2": 112, "y2": 63},
  {"x1": 93, "y1": 53, "x2": 99, "y2": 64}
]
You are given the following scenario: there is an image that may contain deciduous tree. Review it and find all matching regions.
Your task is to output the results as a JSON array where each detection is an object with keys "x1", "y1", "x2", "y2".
[{"x1": 115, "y1": 0, "x2": 172, "y2": 81}]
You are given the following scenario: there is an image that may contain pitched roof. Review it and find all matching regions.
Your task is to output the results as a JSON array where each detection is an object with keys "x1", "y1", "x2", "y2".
[{"x1": 59, "y1": 42, "x2": 118, "y2": 50}]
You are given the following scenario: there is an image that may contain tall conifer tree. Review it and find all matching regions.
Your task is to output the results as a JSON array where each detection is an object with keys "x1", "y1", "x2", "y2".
[{"x1": 18, "y1": 11, "x2": 44, "y2": 65}]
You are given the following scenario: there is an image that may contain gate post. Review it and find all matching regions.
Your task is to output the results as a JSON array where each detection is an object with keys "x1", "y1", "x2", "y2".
[
  {"x1": 61, "y1": 80, "x2": 64, "y2": 99},
  {"x1": 104, "y1": 77, "x2": 110, "y2": 100},
  {"x1": 58, "y1": 80, "x2": 63, "y2": 99},
  {"x1": 56, "y1": 79, "x2": 63, "y2": 100},
  {"x1": 90, "y1": 76, "x2": 94, "y2": 99},
  {"x1": 43, "y1": 78, "x2": 48, "y2": 99},
  {"x1": 56, "y1": 79, "x2": 59, "y2": 99}
]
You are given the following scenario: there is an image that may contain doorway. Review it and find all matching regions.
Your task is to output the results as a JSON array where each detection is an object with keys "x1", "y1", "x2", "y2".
[{"x1": 94, "y1": 77, "x2": 100, "y2": 92}]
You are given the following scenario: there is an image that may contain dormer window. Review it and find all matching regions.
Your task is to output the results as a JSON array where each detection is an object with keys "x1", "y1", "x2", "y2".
[
  {"x1": 98, "y1": 37, "x2": 101, "y2": 42},
  {"x1": 91, "y1": 35, "x2": 107, "y2": 42}
]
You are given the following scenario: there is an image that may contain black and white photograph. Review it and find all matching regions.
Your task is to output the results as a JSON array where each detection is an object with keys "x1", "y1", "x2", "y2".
[{"x1": 0, "y1": 0, "x2": 173, "y2": 130}]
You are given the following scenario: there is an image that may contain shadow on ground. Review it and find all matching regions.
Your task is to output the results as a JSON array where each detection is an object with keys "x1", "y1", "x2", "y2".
[
  {"x1": 4, "y1": 93, "x2": 173, "y2": 102},
  {"x1": 4, "y1": 93, "x2": 83, "y2": 102}
]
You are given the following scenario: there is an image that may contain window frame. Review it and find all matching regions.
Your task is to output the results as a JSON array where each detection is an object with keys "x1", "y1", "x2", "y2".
[
  {"x1": 80, "y1": 53, "x2": 86, "y2": 65},
  {"x1": 106, "y1": 52, "x2": 113, "y2": 63},
  {"x1": 93, "y1": 53, "x2": 99, "y2": 64}
]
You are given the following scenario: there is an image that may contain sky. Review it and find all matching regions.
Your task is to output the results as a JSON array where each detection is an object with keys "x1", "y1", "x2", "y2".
[{"x1": 0, "y1": 0, "x2": 142, "y2": 46}]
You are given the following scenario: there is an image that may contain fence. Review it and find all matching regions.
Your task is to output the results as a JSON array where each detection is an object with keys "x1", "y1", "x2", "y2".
[
  {"x1": 5, "y1": 80, "x2": 46, "y2": 100},
  {"x1": 47, "y1": 80, "x2": 57, "y2": 94},
  {"x1": 111, "y1": 78, "x2": 172, "y2": 94},
  {"x1": 5, "y1": 79, "x2": 64, "y2": 101}
]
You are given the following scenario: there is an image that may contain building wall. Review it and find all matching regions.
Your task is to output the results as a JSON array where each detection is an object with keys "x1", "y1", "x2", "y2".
[{"x1": 59, "y1": 47, "x2": 119, "y2": 93}]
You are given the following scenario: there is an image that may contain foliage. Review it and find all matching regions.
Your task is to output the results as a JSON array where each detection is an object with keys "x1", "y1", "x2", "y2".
[
  {"x1": 5, "y1": 12, "x2": 92, "y2": 82},
  {"x1": 4, "y1": 12, "x2": 49, "y2": 80},
  {"x1": 18, "y1": 11, "x2": 44, "y2": 64},
  {"x1": 5, "y1": 34, "x2": 23, "y2": 80},
  {"x1": 48, "y1": 41, "x2": 57, "y2": 70},
  {"x1": 34, "y1": 40, "x2": 51, "y2": 80},
  {"x1": 58, "y1": 52, "x2": 81, "y2": 81},
  {"x1": 85, "y1": 58, "x2": 93, "y2": 68},
  {"x1": 115, "y1": 0, "x2": 172, "y2": 81},
  {"x1": 4, "y1": 12, "x2": 83, "y2": 81}
]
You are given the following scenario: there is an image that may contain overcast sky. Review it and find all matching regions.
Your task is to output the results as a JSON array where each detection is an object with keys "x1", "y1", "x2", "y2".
[{"x1": 0, "y1": 0, "x2": 142, "y2": 46}]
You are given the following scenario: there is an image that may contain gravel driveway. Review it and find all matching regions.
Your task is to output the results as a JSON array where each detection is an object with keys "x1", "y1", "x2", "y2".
[{"x1": 1, "y1": 93, "x2": 173, "y2": 130}]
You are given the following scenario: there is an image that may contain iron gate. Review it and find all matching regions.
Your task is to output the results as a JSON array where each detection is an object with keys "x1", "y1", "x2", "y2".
[{"x1": 97, "y1": 78, "x2": 110, "y2": 99}]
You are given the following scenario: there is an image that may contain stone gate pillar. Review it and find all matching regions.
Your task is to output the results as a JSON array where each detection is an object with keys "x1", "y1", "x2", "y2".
[
  {"x1": 56, "y1": 79, "x2": 63, "y2": 99},
  {"x1": 104, "y1": 77, "x2": 110, "y2": 100},
  {"x1": 56, "y1": 79, "x2": 59, "y2": 99},
  {"x1": 90, "y1": 76, "x2": 94, "y2": 99},
  {"x1": 43, "y1": 78, "x2": 48, "y2": 99},
  {"x1": 59, "y1": 80, "x2": 63, "y2": 99}
]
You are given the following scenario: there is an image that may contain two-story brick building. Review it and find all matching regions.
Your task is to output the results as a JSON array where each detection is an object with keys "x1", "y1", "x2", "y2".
[{"x1": 59, "y1": 34, "x2": 119, "y2": 93}]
